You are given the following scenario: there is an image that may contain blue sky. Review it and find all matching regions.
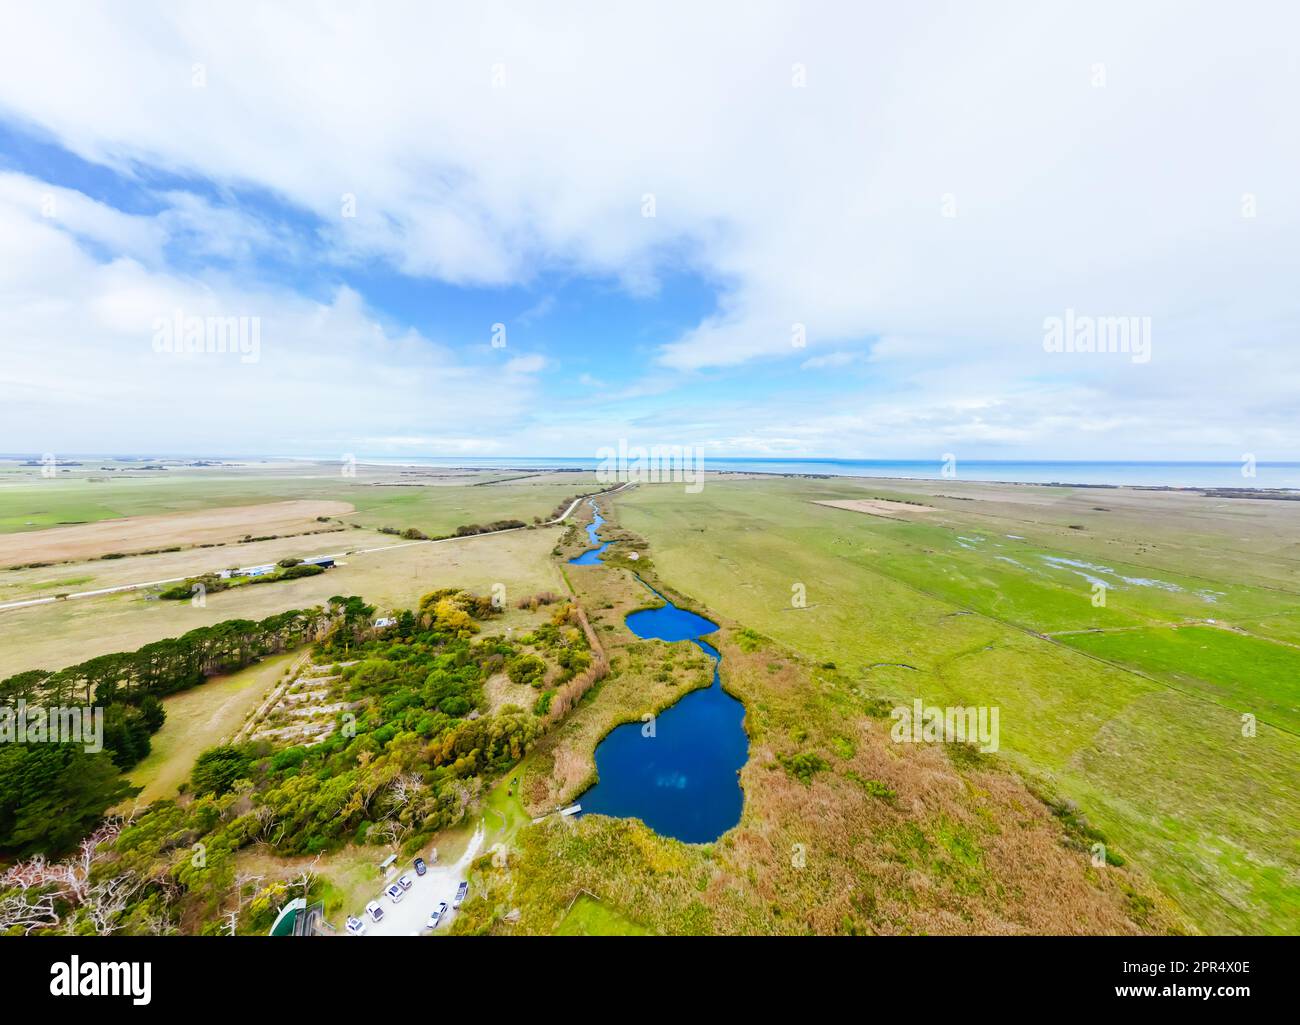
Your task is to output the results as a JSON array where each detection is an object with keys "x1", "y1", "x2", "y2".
[{"x1": 0, "y1": 2, "x2": 1296, "y2": 461}]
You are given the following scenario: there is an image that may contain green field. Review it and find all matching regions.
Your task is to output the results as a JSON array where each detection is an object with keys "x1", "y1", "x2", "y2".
[
  {"x1": 1060, "y1": 626, "x2": 1300, "y2": 733},
  {"x1": 0, "y1": 460, "x2": 597, "y2": 537},
  {"x1": 555, "y1": 894, "x2": 650, "y2": 935},
  {"x1": 615, "y1": 478, "x2": 1300, "y2": 934},
  {"x1": 122, "y1": 651, "x2": 299, "y2": 807}
]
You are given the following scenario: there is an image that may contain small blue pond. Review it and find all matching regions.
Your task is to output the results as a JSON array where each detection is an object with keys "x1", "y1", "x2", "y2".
[{"x1": 567, "y1": 501, "x2": 747, "y2": 843}]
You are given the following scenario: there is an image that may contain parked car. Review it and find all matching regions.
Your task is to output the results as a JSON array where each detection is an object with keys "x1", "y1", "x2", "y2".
[
  {"x1": 345, "y1": 916, "x2": 366, "y2": 935},
  {"x1": 385, "y1": 883, "x2": 404, "y2": 904},
  {"x1": 413, "y1": 857, "x2": 427, "y2": 877},
  {"x1": 397, "y1": 873, "x2": 414, "y2": 891},
  {"x1": 365, "y1": 901, "x2": 384, "y2": 923},
  {"x1": 453, "y1": 881, "x2": 468, "y2": 908},
  {"x1": 426, "y1": 901, "x2": 449, "y2": 929}
]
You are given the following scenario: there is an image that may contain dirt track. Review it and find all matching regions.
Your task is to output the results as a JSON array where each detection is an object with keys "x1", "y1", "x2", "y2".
[{"x1": 0, "y1": 500, "x2": 355, "y2": 566}]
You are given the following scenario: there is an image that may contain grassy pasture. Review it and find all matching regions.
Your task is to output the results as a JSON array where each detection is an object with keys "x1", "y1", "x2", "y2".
[
  {"x1": 122, "y1": 652, "x2": 299, "y2": 808},
  {"x1": 1060, "y1": 626, "x2": 1300, "y2": 733},
  {"x1": 613, "y1": 478, "x2": 1300, "y2": 934}
]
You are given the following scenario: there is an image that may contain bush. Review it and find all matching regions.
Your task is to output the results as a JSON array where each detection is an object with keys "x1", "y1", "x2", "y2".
[
  {"x1": 506, "y1": 654, "x2": 547, "y2": 688},
  {"x1": 777, "y1": 751, "x2": 830, "y2": 784},
  {"x1": 278, "y1": 564, "x2": 325, "y2": 580}
]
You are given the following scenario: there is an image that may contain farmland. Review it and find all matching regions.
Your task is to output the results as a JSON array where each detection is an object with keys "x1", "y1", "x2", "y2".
[
  {"x1": 605, "y1": 477, "x2": 1300, "y2": 934},
  {"x1": 0, "y1": 524, "x2": 565, "y2": 678},
  {"x1": 0, "y1": 459, "x2": 598, "y2": 539},
  {"x1": 0, "y1": 460, "x2": 583, "y2": 676},
  {"x1": 3, "y1": 464, "x2": 1296, "y2": 936},
  {"x1": 454, "y1": 495, "x2": 1177, "y2": 935}
]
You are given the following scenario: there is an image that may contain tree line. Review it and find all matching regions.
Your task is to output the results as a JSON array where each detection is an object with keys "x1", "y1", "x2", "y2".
[{"x1": 0, "y1": 597, "x2": 375, "y2": 856}]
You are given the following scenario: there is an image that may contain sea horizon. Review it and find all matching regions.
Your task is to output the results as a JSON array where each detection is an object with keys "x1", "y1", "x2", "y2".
[
  {"x1": 322, "y1": 456, "x2": 1300, "y2": 490},
  {"x1": 10, "y1": 454, "x2": 1300, "y2": 490}
]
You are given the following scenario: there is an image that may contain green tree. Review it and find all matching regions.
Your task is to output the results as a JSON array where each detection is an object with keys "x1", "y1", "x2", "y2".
[
  {"x1": 0, "y1": 744, "x2": 138, "y2": 855},
  {"x1": 190, "y1": 746, "x2": 253, "y2": 797}
]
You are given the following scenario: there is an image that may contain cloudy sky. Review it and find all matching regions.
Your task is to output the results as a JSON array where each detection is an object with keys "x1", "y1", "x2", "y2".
[{"x1": 0, "y1": 1, "x2": 1296, "y2": 460}]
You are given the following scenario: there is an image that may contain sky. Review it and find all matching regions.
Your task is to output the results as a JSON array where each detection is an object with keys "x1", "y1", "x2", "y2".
[{"x1": 0, "y1": 1, "x2": 1296, "y2": 461}]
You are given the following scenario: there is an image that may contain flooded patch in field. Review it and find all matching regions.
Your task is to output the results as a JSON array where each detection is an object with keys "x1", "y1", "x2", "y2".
[{"x1": 1037, "y1": 554, "x2": 1219, "y2": 600}]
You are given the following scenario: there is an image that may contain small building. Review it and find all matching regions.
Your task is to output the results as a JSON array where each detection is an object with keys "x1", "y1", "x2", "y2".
[
  {"x1": 373, "y1": 617, "x2": 397, "y2": 630},
  {"x1": 268, "y1": 898, "x2": 332, "y2": 936}
]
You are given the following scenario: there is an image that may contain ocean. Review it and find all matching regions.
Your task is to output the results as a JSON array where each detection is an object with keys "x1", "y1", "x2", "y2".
[{"x1": 334, "y1": 457, "x2": 1300, "y2": 490}]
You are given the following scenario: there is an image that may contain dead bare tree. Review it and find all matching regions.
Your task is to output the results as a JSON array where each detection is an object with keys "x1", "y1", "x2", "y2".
[
  {"x1": 0, "y1": 879, "x2": 60, "y2": 935},
  {"x1": 293, "y1": 856, "x2": 322, "y2": 903},
  {"x1": 82, "y1": 874, "x2": 143, "y2": 935},
  {"x1": 370, "y1": 818, "x2": 409, "y2": 848},
  {"x1": 385, "y1": 772, "x2": 426, "y2": 811},
  {"x1": 0, "y1": 818, "x2": 130, "y2": 934}
]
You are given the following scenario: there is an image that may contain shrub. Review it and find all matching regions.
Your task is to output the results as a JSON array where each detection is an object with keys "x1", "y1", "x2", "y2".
[
  {"x1": 778, "y1": 751, "x2": 830, "y2": 784},
  {"x1": 506, "y1": 654, "x2": 547, "y2": 688},
  {"x1": 278, "y1": 564, "x2": 325, "y2": 580}
]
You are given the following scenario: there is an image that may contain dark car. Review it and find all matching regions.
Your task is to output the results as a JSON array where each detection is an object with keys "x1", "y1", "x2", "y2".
[{"x1": 414, "y1": 857, "x2": 427, "y2": 877}]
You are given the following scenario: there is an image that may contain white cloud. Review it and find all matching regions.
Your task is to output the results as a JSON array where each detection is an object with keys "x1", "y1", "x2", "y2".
[
  {"x1": 0, "y1": 2, "x2": 1296, "y2": 456},
  {"x1": 504, "y1": 353, "x2": 547, "y2": 374},
  {"x1": 0, "y1": 171, "x2": 163, "y2": 264},
  {"x1": 0, "y1": 183, "x2": 540, "y2": 454},
  {"x1": 801, "y1": 350, "x2": 862, "y2": 371}
]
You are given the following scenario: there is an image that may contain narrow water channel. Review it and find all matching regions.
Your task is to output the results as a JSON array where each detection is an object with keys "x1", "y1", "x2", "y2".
[{"x1": 567, "y1": 500, "x2": 747, "y2": 843}]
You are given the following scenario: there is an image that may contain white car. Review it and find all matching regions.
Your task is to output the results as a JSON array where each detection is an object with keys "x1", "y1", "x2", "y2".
[
  {"x1": 345, "y1": 916, "x2": 366, "y2": 935},
  {"x1": 453, "y1": 881, "x2": 468, "y2": 908},
  {"x1": 397, "y1": 874, "x2": 414, "y2": 891},
  {"x1": 365, "y1": 901, "x2": 384, "y2": 923},
  {"x1": 426, "y1": 901, "x2": 448, "y2": 929},
  {"x1": 385, "y1": 883, "x2": 404, "y2": 904}
]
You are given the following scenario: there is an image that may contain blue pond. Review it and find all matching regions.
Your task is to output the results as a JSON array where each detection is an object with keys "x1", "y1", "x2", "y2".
[{"x1": 569, "y1": 501, "x2": 747, "y2": 843}]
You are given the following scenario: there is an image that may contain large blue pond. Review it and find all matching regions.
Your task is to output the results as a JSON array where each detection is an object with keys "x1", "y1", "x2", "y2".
[{"x1": 568, "y1": 500, "x2": 747, "y2": 843}]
